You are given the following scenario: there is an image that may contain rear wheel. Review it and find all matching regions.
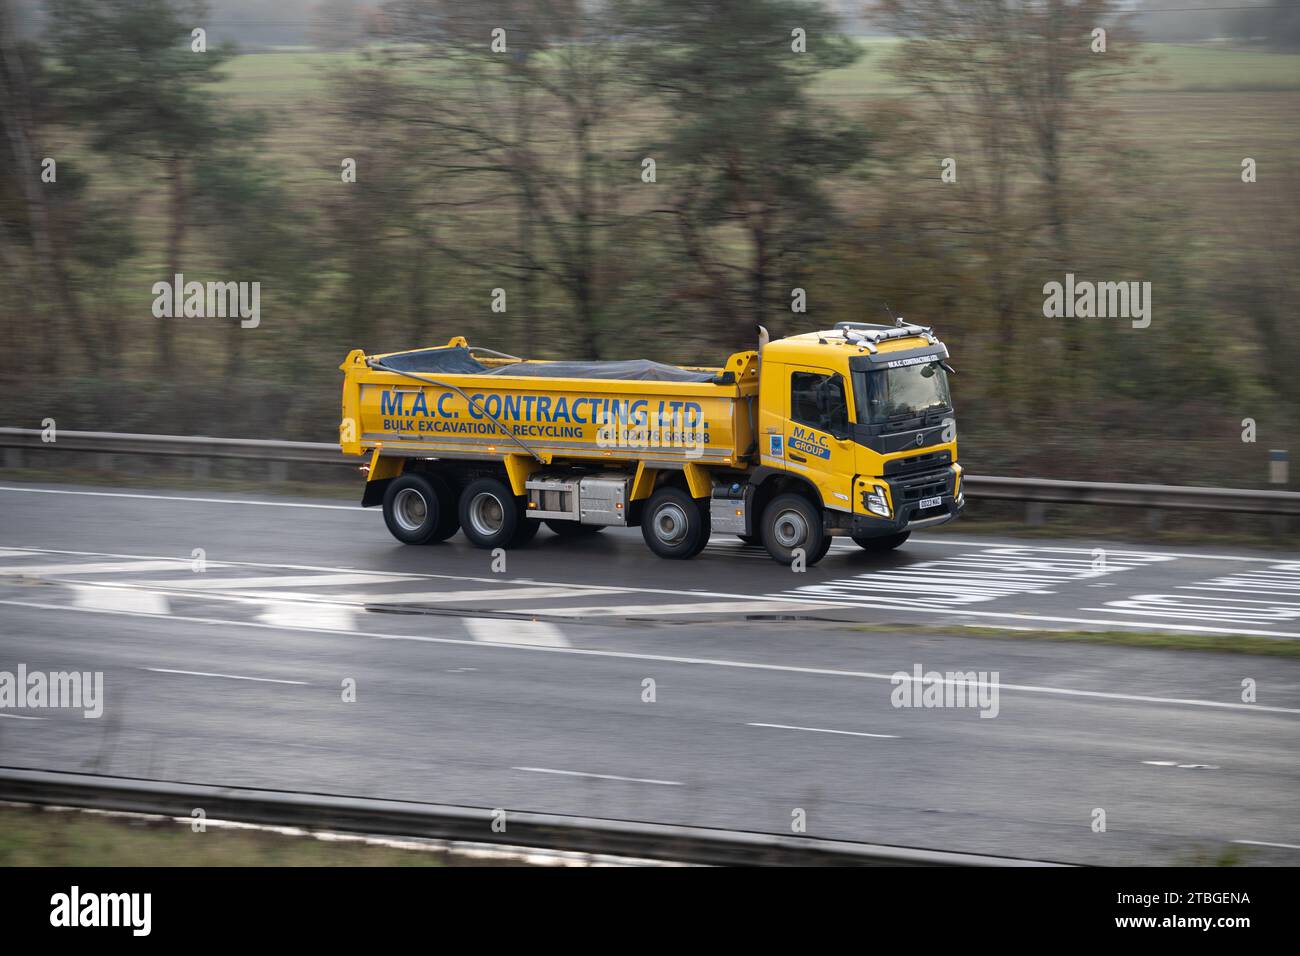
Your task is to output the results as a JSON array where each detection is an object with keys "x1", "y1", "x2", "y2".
[
  {"x1": 545, "y1": 520, "x2": 605, "y2": 538},
  {"x1": 641, "y1": 486, "x2": 711, "y2": 559},
  {"x1": 459, "y1": 478, "x2": 532, "y2": 549},
  {"x1": 851, "y1": 531, "x2": 910, "y2": 552},
  {"x1": 382, "y1": 474, "x2": 456, "y2": 545},
  {"x1": 761, "y1": 493, "x2": 827, "y2": 567}
]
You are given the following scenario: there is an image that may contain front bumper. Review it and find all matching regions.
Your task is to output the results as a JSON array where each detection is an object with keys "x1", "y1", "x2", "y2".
[{"x1": 843, "y1": 465, "x2": 964, "y2": 538}]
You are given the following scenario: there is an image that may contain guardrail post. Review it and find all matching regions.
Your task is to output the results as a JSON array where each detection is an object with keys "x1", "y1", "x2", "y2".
[
  {"x1": 1026, "y1": 502, "x2": 1046, "y2": 526},
  {"x1": 1270, "y1": 450, "x2": 1289, "y2": 539},
  {"x1": 191, "y1": 458, "x2": 211, "y2": 480},
  {"x1": 96, "y1": 453, "x2": 115, "y2": 473},
  {"x1": 4, "y1": 448, "x2": 20, "y2": 470},
  {"x1": 1270, "y1": 450, "x2": 1289, "y2": 486},
  {"x1": 269, "y1": 461, "x2": 288, "y2": 483}
]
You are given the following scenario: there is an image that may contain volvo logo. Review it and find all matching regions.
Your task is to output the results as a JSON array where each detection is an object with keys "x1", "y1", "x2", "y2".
[{"x1": 915, "y1": 432, "x2": 925, "y2": 446}]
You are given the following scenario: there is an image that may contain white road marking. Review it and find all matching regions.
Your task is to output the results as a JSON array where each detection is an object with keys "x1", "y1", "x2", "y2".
[
  {"x1": 781, "y1": 547, "x2": 1175, "y2": 611},
  {"x1": 144, "y1": 667, "x2": 309, "y2": 685},
  {"x1": 464, "y1": 618, "x2": 570, "y2": 647},
  {"x1": 1142, "y1": 760, "x2": 1219, "y2": 770},
  {"x1": 534, "y1": 600, "x2": 845, "y2": 617},
  {"x1": 0, "y1": 486, "x2": 361, "y2": 510},
  {"x1": 256, "y1": 602, "x2": 356, "y2": 632},
  {"x1": 0, "y1": 546, "x2": 777, "y2": 601},
  {"x1": 72, "y1": 585, "x2": 169, "y2": 615},
  {"x1": 6, "y1": 598, "x2": 1297, "y2": 715},
  {"x1": 341, "y1": 586, "x2": 624, "y2": 605},
  {"x1": 0, "y1": 713, "x2": 45, "y2": 720},
  {"x1": 748, "y1": 722, "x2": 898, "y2": 739},
  {"x1": 1233, "y1": 839, "x2": 1300, "y2": 851},
  {"x1": 0, "y1": 560, "x2": 189, "y2": 576},
  {"x1": 7, "y1": 546, "x2": 1300, "y2": 637},
  {"x1": 514, "y1": 767, "x2": 683, "y2": 786},
  {"x1": 901, "y1": 537, "x2": 1287, "y2": 563},
  {"x1": 1091, "y1": 594, "x2": 1300, "y2": 626},
  {"x1": 122, "y1": 573, "x2": 423, "y2": 591}
]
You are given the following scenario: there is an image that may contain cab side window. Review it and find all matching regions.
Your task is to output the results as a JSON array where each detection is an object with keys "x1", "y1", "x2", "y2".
[{"x1": 791, "y1": 371, "x2": 848, "y2": 436}]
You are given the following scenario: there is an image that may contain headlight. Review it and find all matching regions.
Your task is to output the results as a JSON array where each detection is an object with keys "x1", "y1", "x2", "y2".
[{"x1": 866, "y1": 484, "x2": 891, "y2": 518}]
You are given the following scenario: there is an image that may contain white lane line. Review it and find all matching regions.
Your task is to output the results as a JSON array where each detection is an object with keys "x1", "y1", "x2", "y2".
[
  {"x1": 7, "y1": 598, "x2": 1298, "y2": 715},
  {"x1": 0, "y1": 560, "x2": 189, "y2": 576},
  {"x1": 144, "y1": 667, "x2": 309, "y2": 685},
  {"x1": 513, "y1": 766, "x2": 683, "y2": 787},
  {"x1": 0, "y1": 486, "x2": 361, "y2": 510},
  {"x1": 464, "y1": 618, "x2": 570, "y2": 648},
  {"x1": 122, "y1": 573, "x2": 422, "y2": 591},
  {"x1": 1233, "y1": 839, "x2": 1300, "y2": 851},
  {"x1": 292, "y1": 586, "x2": 626, "y2": 605},
  {"x1": 748, "y1": 722, "x2": 898, "y2": 739},
  {"x1": 533, "y1": 600, "x2": 846, "y2": 617},
  {"x1": 0, "y1": 713, "x2": 46, "y2": 720},
  {"x1": 15, "y1": 543, "x2": 1300, "y2": 637}
]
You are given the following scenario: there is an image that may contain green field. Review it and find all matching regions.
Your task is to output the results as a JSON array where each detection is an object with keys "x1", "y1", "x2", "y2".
[
  {"x1": 205, "y1": 40, "x2": 1300, "y2": 225},
  {"x1": 210, "y1": 40, "x2": 1300, "y2": 100}
]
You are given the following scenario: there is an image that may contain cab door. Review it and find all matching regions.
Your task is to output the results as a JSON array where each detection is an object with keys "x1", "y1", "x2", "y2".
[{"x1": 783, "y1": 366, "x2": 856, "y2": 515}]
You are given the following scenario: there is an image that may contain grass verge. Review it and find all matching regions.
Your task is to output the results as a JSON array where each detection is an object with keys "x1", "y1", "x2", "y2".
[{"x1": 0, "y1": 804, "x2": 528, "y2": 866}]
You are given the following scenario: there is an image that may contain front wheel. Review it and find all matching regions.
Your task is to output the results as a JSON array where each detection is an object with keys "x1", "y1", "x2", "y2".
[
  {"x1": 761, "y1": 494, "x2": 827, "y2": 567},
  {"x1": 641, "y1": 486, "x2": 711, "y2": 559},
  {"x1": 851, "y1": 530, "x2": 910, "y2": 552}
]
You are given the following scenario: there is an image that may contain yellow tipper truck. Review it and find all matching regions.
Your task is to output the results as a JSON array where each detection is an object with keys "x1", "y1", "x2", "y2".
[{"x1": 339, "y1": 322, "x2": 963, "y2": 567}]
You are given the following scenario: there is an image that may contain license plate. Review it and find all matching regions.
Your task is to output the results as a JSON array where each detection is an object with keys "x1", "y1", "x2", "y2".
[{"x1": 919, "y1": 495, "x2": 943, "y2": 509}]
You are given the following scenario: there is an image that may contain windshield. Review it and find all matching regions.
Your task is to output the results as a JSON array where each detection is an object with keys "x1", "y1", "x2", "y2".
[{"x1": 853, "y1": 362, "x2": 952, "y2": 424}]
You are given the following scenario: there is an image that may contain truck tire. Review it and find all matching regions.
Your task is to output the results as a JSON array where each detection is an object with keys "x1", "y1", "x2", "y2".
[
  {"x1": 545, "y1": 520, "x2": 605, "y2": 538},
  {"x1": 382, "y1": 474, "x2": 456, "y2": 545},
  {"x1": 641, "y1": 487, "x2": 710, "y2": 559},
  {"x1": 762, "y1": 494, "x2": 827, "y2": 567},
  {"x1": 851, "y1": 531, "x2": 910, "y2": 552},
  {"x1": 459, "y1": 477, "x2": 531, "y2": 549}
]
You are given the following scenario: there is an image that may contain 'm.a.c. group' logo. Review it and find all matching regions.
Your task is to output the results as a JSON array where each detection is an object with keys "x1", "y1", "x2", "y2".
[{"x1": 789, "y1": 425, "x2": 831, "y2": 460}]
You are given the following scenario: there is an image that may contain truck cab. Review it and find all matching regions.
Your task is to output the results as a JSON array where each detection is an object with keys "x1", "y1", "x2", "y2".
[{"x1": 753, "y1": 322, "x2": 964, "y2": 558}]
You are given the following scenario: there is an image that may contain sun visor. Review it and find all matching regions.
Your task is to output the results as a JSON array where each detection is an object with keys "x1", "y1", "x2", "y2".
[{"x1": 848, "y1": 344, "x2": 949, "y2": 372}]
